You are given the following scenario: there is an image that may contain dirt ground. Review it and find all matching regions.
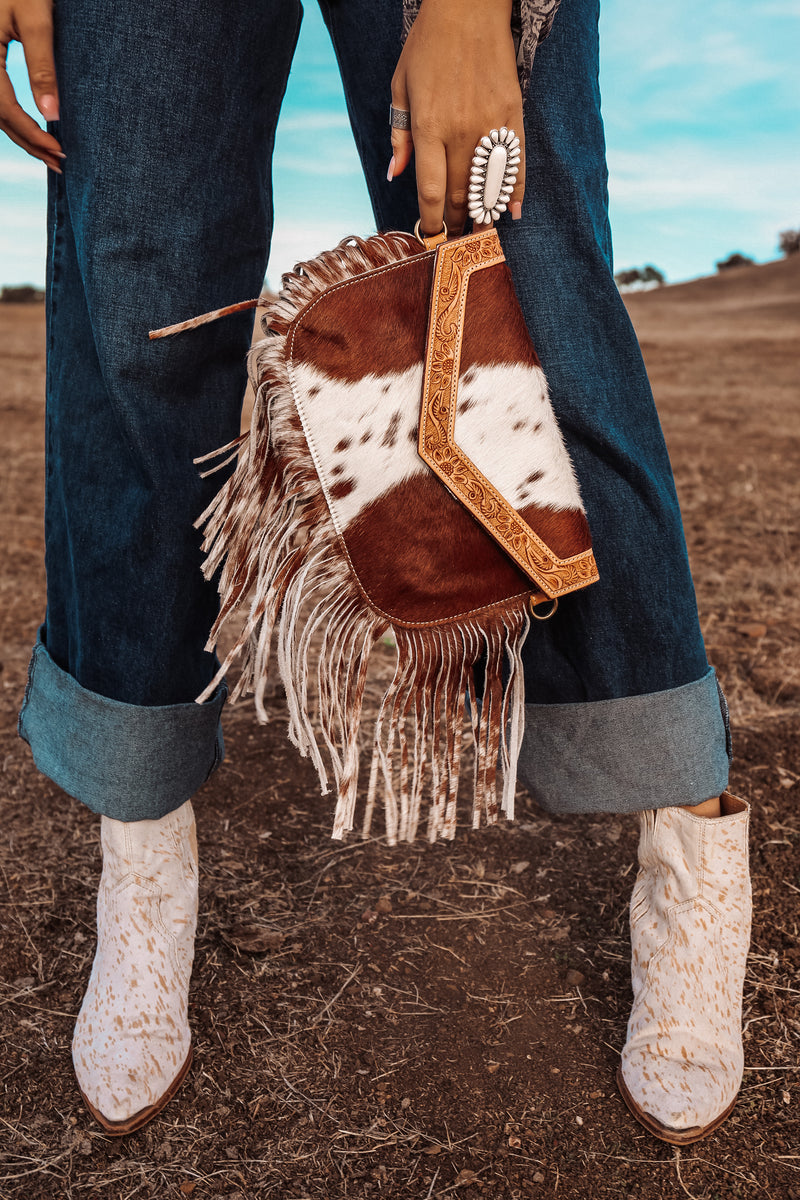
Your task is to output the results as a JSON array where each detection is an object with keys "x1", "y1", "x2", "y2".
[{"x1": 1, "y1": 256, "x2": 799, "y2": 1199}]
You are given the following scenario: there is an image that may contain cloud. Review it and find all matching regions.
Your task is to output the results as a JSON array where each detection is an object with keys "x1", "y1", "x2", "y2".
[
  {"x1": 0, "y1": 204, "x2": 45, "y2": 231},
  {"x1": 272, "y1": 152, "x2": 362, "y2": 177},
  {"x1": 277, "y1": 112, "x2": 352, "y2": 134},
  {"x1": 607, "y1": 145, "x2": 800, "y2": 219},
  {"x1": 638, "y1": 30, "x2": 782, "y2": 86},
  {"x1": 266, "y1": 219, "x2": 378, "y2": 286},
  {"x1": 600, "y1": 0, "x2": 797, "y2": 135},
  {"x1": 0, "y1": 154, "x2": 48, "y2": 185}
]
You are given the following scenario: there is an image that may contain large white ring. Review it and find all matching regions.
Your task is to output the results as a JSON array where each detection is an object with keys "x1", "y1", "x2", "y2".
[{"x1": 467, "y1": 127, "x2": 521, "y2": 225}]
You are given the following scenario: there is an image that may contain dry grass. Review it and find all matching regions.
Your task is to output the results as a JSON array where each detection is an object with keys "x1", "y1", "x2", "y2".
[{"x1": 1, "y1": 258, "x2": 799, "y2": 1199}]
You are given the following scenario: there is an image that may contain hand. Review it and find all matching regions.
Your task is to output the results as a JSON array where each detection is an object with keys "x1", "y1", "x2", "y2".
[
  {"x1": 0, "y1": 0, "x2": 63, "y2": 171},
  {"x1": 389, "y1": 0, "x2": 524, "y2": 237}
]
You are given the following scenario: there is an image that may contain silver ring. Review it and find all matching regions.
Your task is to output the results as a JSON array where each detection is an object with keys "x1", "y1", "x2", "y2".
[{"x1": 389, "y1": 105, "x2": 411, "y2": 130}]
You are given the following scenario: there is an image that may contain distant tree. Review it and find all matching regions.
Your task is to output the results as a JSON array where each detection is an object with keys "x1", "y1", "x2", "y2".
[
  {"x1": 614, "y1": 265, "x2": 666, "y2": 288},
  {"x1": 0, "y1": 285, "x2": 45, "y2": 303},
  {"x1": 715, "y1": 253, "x2": 755, "y2": 272},
  {"x1": 640, "y1": 264, "x2": 665, "y2": 285},
  {"x1": 778, "y1": 229, "x2": 800, "y2": 257},
  {"x1": 615, "y1": 268, "x2": 642, "y2": 287}
]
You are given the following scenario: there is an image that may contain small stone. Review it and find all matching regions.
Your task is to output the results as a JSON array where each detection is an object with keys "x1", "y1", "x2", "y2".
[
  {"x1": 737, "y1": 622, "x2": 768, "y2": 638},
  {"x1": 532, "y1": 1172, "x2": 545, "y2": 1184},
  {"x1": 375, "y1": 895, "x2": 393, "y2": 914},
  {"x1": 565, "y1": 969, "x2": 586, "y2": 987}
]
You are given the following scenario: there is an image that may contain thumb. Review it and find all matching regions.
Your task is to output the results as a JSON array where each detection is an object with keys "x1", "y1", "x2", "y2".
[
  {"x1": 388, "y1": 72, "x2": 413, "y2": 180},
  {"x1": 18, "y1": 2, "x2": 59, "y2": 121}
]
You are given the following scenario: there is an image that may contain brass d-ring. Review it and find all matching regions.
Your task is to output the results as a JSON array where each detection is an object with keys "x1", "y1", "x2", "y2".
[
  {"x1": 414, "y1": 218, "x2": 448, "y2": 248},
  {"x1": 530, "y1": 596, "x2": 559, "y2": 621}
]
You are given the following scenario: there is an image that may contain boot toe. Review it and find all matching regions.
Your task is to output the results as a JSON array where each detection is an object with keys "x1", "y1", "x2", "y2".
[
  {"x1": 619, "y1": 1044, "x2": 740, "y2": 1135},
  {"x1": 73, "y1": 1029, "x2": 191, "y2": 1127}
]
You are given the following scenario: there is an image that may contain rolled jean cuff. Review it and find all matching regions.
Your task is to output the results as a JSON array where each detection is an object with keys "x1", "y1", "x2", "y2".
[
  {"x1": 518, "y1": 666, "x2": 731, "y2": 815},
  {"x1": 18, "y1": 629, "x2": 227, "y2": 821}
]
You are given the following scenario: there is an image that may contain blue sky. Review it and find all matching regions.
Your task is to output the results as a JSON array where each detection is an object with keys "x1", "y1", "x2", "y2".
[{"x1": 1, "y1": 0, "x2": 797, "y2": 287}]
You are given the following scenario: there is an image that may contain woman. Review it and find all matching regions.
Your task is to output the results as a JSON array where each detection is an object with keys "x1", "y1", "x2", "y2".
[{"x1": 1, "y1": 0, "x2": 750, "y2": 1143}]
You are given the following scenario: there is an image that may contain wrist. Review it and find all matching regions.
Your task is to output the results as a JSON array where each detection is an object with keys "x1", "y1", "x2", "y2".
[{"x1": 417, "y1": 0, "x2": 513, "y2": 20}]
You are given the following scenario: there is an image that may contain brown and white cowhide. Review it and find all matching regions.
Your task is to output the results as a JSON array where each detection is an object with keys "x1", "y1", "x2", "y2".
[{"x1": 196, "y1": 231, "x2": 592, "y2": 844}]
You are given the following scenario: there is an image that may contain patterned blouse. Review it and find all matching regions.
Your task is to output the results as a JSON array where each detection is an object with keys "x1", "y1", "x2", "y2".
[{"x1": 401, "y1": 0, "x2": 562, "y2": 96}]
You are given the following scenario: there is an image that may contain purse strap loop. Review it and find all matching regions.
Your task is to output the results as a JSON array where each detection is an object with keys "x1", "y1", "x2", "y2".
[{"x1": 413, "y1": 218, "x2": 448, "y2": 250}]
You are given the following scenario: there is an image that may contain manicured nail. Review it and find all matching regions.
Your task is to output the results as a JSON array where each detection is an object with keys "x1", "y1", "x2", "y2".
[
  {"x1": 38, "y1": 94, "x2": 59, "y2": 121},
  {"x1": 387, "y1": 155, "x2": 395, "y2": 182},
  {"x1": 510, "y1": 201, "x2": 522, "y2": 221}
]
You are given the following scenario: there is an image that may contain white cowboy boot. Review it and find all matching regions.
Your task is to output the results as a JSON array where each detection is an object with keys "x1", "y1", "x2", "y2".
[
  {"x1": 617, "y1": 792, "x2": 751, "y2": 1144},
  {"x1": 72, "y1": 800, "x2": 198, "y2": 1135}
]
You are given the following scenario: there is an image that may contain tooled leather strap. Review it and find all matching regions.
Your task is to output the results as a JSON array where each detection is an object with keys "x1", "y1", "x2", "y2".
[{"x1": 418, "y1": 228, "x2": 600, "y2": 601}]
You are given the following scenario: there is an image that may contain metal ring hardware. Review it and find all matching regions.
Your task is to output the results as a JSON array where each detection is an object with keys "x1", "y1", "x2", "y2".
[{"x1": 530, "y1": 596, "x2": 559, "y2": 621}]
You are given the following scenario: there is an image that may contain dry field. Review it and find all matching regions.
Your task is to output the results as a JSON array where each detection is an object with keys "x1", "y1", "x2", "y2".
[{"x1": 1, "y1": 256, "x2": 798, "y2": 1199}]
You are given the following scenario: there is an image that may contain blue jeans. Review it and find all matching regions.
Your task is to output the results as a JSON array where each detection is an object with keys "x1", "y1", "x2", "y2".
[{"x1": 19, "y1": 0, "x2": 730, "y2": 821}]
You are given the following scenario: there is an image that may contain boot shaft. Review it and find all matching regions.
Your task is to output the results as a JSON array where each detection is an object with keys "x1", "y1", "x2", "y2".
[{"x1": 635, "y1": 793, "x2": 751, "y2": 912}]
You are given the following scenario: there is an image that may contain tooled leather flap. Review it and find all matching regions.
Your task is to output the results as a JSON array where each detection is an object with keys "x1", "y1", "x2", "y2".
[{"x1": 418, "y1": 228, "x2": 599, "y2": 601}]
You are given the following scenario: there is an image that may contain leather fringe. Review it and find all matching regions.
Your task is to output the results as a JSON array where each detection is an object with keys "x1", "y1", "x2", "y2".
[{"x1": 196, "y1": 233, "x2": 531, "y2": 843}]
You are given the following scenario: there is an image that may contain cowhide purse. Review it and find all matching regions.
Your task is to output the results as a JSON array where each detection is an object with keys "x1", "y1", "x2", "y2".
[{"x1": 151, "y1": 129, "x2": 598, "y2": 844}]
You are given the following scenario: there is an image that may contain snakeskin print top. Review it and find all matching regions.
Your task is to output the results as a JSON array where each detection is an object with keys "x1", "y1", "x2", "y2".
[{"x1": 401, "y1": 0, "x2": 561, "y2": 96}]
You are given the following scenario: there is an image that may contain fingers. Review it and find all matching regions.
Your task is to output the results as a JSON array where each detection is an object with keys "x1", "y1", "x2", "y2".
[
  {"x1": 415, "y1": 119, "x2": 525, "y2": 236},
  {"x1": 389, "y1": 82, "x2": 527, "y2": 233},
  {"x1": 16, "y1": 1, "x2": 58, "y2": 120},
  {"x1": 0, "y1": 70, "x2": 62, "y2": 168},
  {"x1": 388, "y1": 125, "x2": 412, "y2": 182},
  {"x1": 388, "y1": 73, "x2": 412, "y2": 181},
  {"x1": 413, "y1": 132, "x2": 448, "y2": 238},
  {"x1": 443, "y1": 136, "x2": 473, "y2": 236},
  {"x1": 0, "y1": 1, "x2": 63, "y2": 169}
]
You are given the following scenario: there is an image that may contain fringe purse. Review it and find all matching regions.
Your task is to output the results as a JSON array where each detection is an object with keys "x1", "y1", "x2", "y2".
[{"x1": 150, "y1": 132, "x2": 599, "y2": 844}]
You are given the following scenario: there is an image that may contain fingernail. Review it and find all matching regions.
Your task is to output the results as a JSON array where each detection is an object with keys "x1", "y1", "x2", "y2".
[
  {"x1": 387, "y1": 155, "x2": 395, "y2": 182},
  {"x1": 510, "y1": 201, "x2": 522, "y2": 221},
  {"x1": 55, "y1": 152, "x2": 67, "y2": 159},
  {"x1": 39, "y1": 94, "x2": 59, "y2": 121}
]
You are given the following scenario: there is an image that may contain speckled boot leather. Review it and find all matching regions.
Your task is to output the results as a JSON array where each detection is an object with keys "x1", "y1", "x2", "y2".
[
  {"x1": 72, "y1": 801, "x2": 198, "y2": 1135},
  {"x1": 618, "y1": 793, "x2": 751, "y2": 1144}
]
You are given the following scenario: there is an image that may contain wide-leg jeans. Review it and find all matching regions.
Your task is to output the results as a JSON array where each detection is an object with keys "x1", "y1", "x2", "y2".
[{"x1": 19, "y1": 0, "x2": 731, "y2": 821}]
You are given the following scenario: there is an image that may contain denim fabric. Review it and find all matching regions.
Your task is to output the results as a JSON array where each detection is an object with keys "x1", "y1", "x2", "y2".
[
  {"x1": 19, "y1": 629, "x2": 226, "y2": 820},
  {"x1": 20, "y1": 0, "x2": 729, "y2": 820},
  {"x1": 518, "y1": 668, "x2": 730, "y2": 813}
]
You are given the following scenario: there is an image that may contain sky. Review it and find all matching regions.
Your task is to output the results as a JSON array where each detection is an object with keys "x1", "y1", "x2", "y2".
[{"x1": 1, "y1": 0, "x2": 798, "y2": 288}]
